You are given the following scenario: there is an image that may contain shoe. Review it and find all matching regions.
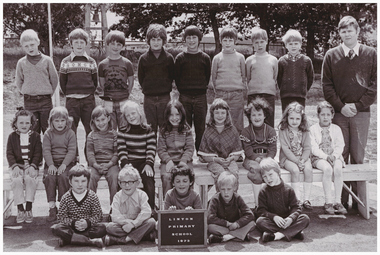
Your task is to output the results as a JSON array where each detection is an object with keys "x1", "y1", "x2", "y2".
[
  {"x1": 293, "y1": 231, "x2": 305, "y2": 241},
  {"x1": 25, "y1": 210, "x2": 33, "y2": 223},
  {"x1": 16, "y1": 210, "x2": 25, "y2": 223},
  {"x1": 352, "y1": 202, "x2": 358, "y2": 211},
  {"x1": 47, "y1": 207, "x2": 58, "y2": 222},
  {"x1": 89, "y1": 238, "x2": 104, "y2": 248},
  {"x1": 237, "y1": 155, "x2": 244, "y2": 162},
  {"x1": 343, "y1": 202, "x2": 349, "y2": 210},
  {"x1": 334, "y1": 203, "x2": 348, "y2": 214},
  {"x1": 104, "y1": 235, "x2": 128, "y2": 246},
  {"x1": 303, "y1": 200, "x2": 312, "y2": 209},
  {"x1": 324, "y1": 203, "x2": 335, "y2": 215},
  {"x1": 262, "y1": 232, "x2": 275, "y2": 243},
  {"x1": 208, "y1": 234, "x2": 223, "y2": 244},
  {"x1": 58, "y1": 238, "x2": 69, "y2": 247}
]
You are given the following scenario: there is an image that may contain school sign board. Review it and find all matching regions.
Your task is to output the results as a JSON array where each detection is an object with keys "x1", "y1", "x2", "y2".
[{"x1": 158, "y1": 209, "x2": 207, "y2": 248}]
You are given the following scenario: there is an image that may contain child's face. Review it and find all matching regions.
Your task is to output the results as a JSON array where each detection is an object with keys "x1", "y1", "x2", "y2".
[
  {"x1": 213, "y1": 108, "x2": 227, "y2": 125},
  {"x1": 221, "y1": 37, "x2": 235, "y2": 52},
  {"x1": 173, "y1": 175, "x2": 191, "y2": 196},
  {"x1": 70, "y1": 175, "x2": 88, "y2": 194},
  {"x1": 252, "y1": 38, "x2": 267, "y2": 54},
  {"x1": 21, "y1": 39, "x2": 40, "y2": 56},
  {"x1": 250, "y1": 108, "x2": 265, "y2": 127},
  {"x1": 219, "y1": 183, "x2": 235, "y2": 203},
  {"x1": 185, "y1": 35, "x2": 199, "y2": 53},
  {"x1": 149, "y1": 37, "x2": 163, "y2": 51},
  {"x1": 119, "y1": 175, "x2": 139, "y2": 196},
  {"x1": 124, "y1": 106, "x2": 141, "y2": 125},
  {"x1": 262, "y1": 169, "x2": 281, "y2": 187},
  {"x1": 94, "y1": 114, "x2": 110, "y2": 131},
  {"x1": 287, "y1": 111, "x2": 302, "y2": 130},
  {"x1": 339, "y1": 25, "x2": 359, "y2": 48},
  {"x1": 285, "y1": 40, "x2": 302, "y2": 56},
  {"x1": 169, "y1": 107, "x2": 181, "y2": 127},
  {"x1": 107, "y1": 41, "x2": 124, "y2": 57},
  {"x1": 71, "y1": 38, "x2": 87, "y2": 56},
  {"x1": 318, "y1": 107, "x2": 333, "y2": 127},
  {"x1": 52, "y1": 118, "x2": 67, "y2": 132},
  {"x1": 16, "y1": 115, "x2": 32, "y2": 134}
]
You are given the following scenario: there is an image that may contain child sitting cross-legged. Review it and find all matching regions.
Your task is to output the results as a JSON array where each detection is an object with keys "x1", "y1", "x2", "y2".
[
  {"x1": 164, "y1": 165, "x2": 202, "y2": 210},
  {"x1": 256, "y1": 158, "x2": 310, "y2": 243},
  {"x1": 207, "y1": 171, "x2": 255, "y2": 244},
  {"x1": 105, "y1": 165, "x2": 156, "y2": 246}
]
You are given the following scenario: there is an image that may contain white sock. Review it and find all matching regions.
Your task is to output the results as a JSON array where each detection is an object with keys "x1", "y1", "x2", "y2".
[
  {"x1": 292, "y1": 182, "x2": 301, "y2": 201},
  {"x1": 48, "y1": 201, "x2": 56, "y2": 209},
  {"x1": 304, "y1": 182, "x2": 312, "y2": 201},
  {"x1": 274, "y1": 232, "x2": 285, "y2": 240},
  {"x1": 222, "y1": 234, "x2": 235, "y2": 242}
]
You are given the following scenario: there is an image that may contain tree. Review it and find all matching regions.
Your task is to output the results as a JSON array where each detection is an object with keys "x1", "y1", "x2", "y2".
[{"x1": 3, "y1": 3, "x2": 85, "y2": 53}]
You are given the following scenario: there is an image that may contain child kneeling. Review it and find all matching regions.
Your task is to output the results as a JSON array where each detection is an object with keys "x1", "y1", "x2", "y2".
[
  {"x1": 256, "y1": 158, "x2": 310, "y2": 242},
  {"x1": 52, "y1": 164, "x2": 106, "y2": 248},
  {"x1": 207, "y1": 171, "x2": 255, "y2": 243},
  {"x1": 105, "y1": 165, "x2": 156, "y2": 246}
]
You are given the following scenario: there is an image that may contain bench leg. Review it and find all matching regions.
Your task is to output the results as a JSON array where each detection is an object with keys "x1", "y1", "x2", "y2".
[
  {"x1": 3, "y1": 190, "x2": 13, "y2": 220},
  {"x1": 356, "y1": 181, "x2": 370, "y2": 220},
  {"x1": 199, "y1": 185, "x2": 208, "y2": 209}
]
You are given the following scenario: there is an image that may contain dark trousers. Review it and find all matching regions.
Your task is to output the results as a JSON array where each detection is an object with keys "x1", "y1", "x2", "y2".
[
  {"x1": 24, "y1": 95, "x2": 52, "y2": 134},
  {"x1": 129, "y1": 160, "x2": 155, "y2": 210},
  {"x1": 144, "y1": 94, "x2": 171, "y2": 134},
  {"x1": 248, "y1": 93, "x2": 275, "y2": 128},
  {"x1": 52, "y1": 223, "x2": 107, "y2": 243},
  {"x1": 256, "y1": 214, "x2": 310, "y2": 241},
  {"x1": 281, "y1": 97, "x2": 306, "y2": 112},
  {"x1": 179, "y1": 93, "x2": 207, "y2": 151}
]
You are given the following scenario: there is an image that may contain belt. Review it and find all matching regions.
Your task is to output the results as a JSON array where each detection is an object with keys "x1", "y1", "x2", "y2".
[
  {"x1": 253, "y1": 148, "x2": 267, "y2": 154},
  {"x1": 24, "y1": 95, "x2": 51, "y2": 100}
]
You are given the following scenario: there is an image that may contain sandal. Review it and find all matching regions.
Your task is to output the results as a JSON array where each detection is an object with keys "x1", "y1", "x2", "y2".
[{"x1": 303, "y1": 200, "x2": 312, "y2": 209}]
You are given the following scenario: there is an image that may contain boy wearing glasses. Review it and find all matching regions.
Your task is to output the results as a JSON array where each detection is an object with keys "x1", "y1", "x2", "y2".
[{"x1": 105, "y1": 165, "x2": 156, "y2": 246}]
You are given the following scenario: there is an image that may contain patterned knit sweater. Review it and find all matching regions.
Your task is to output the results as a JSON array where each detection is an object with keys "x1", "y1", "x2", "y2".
[
  {"x1": 277, "y1": 54, "x2": 314, "y2": 99},
  {"x1": 57, "y1": 189, "x2": 103, "y2": 229},
  {"x1": 117, "y1": 124, "x2": 157, "y2": 168}
]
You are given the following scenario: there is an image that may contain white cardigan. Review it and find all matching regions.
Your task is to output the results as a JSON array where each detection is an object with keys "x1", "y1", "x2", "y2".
[{"x1": 309, "y1": 123, "x2": 345, "y2": 162}]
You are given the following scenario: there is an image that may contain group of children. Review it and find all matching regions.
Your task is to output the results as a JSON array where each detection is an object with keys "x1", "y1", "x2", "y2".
[{"x1": 7, "y1": 20, "x2": 352, "y2": 247}]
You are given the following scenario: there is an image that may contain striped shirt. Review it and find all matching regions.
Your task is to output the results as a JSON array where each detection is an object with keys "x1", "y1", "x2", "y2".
[
  {"x1": 20, "y1": 132, "x2": 29, "y2": 165},
  {"x1": 117, "y1": 124, "x2": 157, "y2": 168}
]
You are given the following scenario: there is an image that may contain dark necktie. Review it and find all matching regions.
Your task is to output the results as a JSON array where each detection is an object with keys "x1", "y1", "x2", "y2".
[{"x1": 348, "y1": 49, "x2": 355, "y2": 60}]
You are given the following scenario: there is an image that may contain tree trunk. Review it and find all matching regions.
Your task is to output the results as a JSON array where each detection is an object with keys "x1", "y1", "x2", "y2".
[
  {"x1": 306, "y1": 23, "x2": 315, "y2": 61},
  {"x1": 209, "y1": 10, "x2": 221, "y2": 54}
]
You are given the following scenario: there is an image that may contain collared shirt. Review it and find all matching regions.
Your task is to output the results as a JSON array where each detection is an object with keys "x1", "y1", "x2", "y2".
[
  {"x1": 111, "y1": 189, "x2": 152, "y2": 228},
  {"x1": 287, "y1": 53, "x2": 301, "y2": 62},
  {"x1": 69, "y1": 51, "x2": 90, "y2": 61},
  {"x1": 341, "y1": 42, "x2": 360, "y2": 57}
]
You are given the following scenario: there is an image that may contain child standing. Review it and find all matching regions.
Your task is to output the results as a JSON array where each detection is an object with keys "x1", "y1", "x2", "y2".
[
  {"x1": 157, "y1": 100, "x2": 194, "y2": 196},
  {"x1": 174, "y1": 25, "x2": 211, "y2": 151},
  {"x1": 6, "y1": 108, "x2": 42, "y2": 223},
  {"x1": 310, "y1": 101, "x2": 347, "y2": 215},
  {"x1": 198, "y1": 98, "x2": 244, "y2": 190},
  {"x1": 87, "y1": 106, "x2": 119, "y2": 205},
  {"x1": 207, "y1": 171, "x2": 255, "y2": 243},
  {"x1": 256, "y1": 158, "x2": 310, "y2": 242},
  {"x1": 277, "y1": 29, "x2": 314, "y2": 112},
  {"x1": 117, "y1": 100, "x2": 157, "y2": 210},
  {"x1": 43, "y1": 106, "x2": 77, "y2": 222},
  {"x1": 211, "y1": 26, "x2": 246, "y2": 133},
  {"x1": 164, "y1": 165, "x2": 202, "y2": 210},
  {"x1": 59, "y1": 28, "x2": 97, "y2": 158},
  {"x1": 278, "y1": 102, "x2": 313, "y2": 209},
  {"x1": 138, "y1": 23, "x2": 175, "y2": 133},
  {"x1": 98, "y1": 30, "x2": 134, "y2": 130},
  {"x1": 245, "y1": 27, "x2": 278, "y2": 127},
  {"x1": 105, "y1": 165, "x2": 156, "y2": 246},
  {"x1": 240, "y1": 97, "x2": 277, "y2": 209},
  {"x1": 15, "y1": 29, "x2": 58, "y2": 134},
  {"x1": 52, "y1": 164, "x2": 106, "y2": 248}
]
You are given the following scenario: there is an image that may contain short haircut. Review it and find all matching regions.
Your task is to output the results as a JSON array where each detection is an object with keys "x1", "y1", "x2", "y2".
[
  {"x1": 183, "y1": 25, "x2": 203, "y2": 44},
  {"x1": 48, "y1": 106, "x2": 73, "y2": 130},
  {"x1": 338, "y1": 16, "x2": 359, "y2": 32},
  {"x1": 171, "y1": 165, "x2": 195, "y2": 187},
  {"x1": 220, "y1": 26, "x2": 238, "y2": 42},
  {"x1": 69, "y1": 164, "x2": 91, "y2": 181},
  {"x1": 217, "y1": 171, "x2": 238, "y2": 192},
  {"x1": 251, "y1": 27, "x2": 268, "y2": 42},
  {"x1": 20, "y1": 29, "x2": 40, "y2": 44},
  {"x1": 317, "y1": 100, "x2": 335, "y2": 115},
  {"x1": 282, "y1": 29, "x2": 302, "y2": 44},
  {"x1": 260, "y1": 158, "x2": 281, "y2": 177},
  {"x1": 244, "y1": 97, "x2": 272, "y2": 122},
  {"x1": 90, "y1": 105, "x2": 112, "y2": 131},
  {"x1": 146, "y1": 23, "x2": 167, "y2": 45},
  {"x1": 278, "y1": 101, "x2": 309, "y2": 132},
  {"x1": 68, "y1": 28, "x2": 89, "y2": 45},
  {"x1": 118, "y1": 164, "x2": 140, "y2": 181},
  {"x1": 207, "y1": 98, "x2": 233, "y2": 128},
  {"x1": 105, "y1": 30, "x2": 125, "y2": 46},
  {"x1": 11, "y1": 107, "x2": 37, "y2": 132}
]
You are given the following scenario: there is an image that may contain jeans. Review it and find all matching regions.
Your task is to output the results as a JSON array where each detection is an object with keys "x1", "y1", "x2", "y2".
[
  {"x1": 179, "y1": 94, "x2": 207, "y2": 151},
  {"x1": 9, "y1": 167, "x2": 38, "y2": 205},
  {"x1": 89, "y1": 165, "x2": 120, "y2": 205},
  {"x1": 144, "y1": 94, "x2": 171, "y2": 134},
  {"x1": 215, "y1": 90, "x2": 244, "y2": 134},
  {"x1": 106, "y1": 218, "x2": 155, "y2": 244},
  {"x1": 24, "y1": 95, "x2": 52, "y2": 134},
  {"x1": 248, "y1": 94, "x2": 276, "y2": 128},
  {"x1": 43, "y1": 162, "x2": 75, "y2": 202},
  {"x1": 103, "y1": 99, "x2": 129, "y2": 130}
]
